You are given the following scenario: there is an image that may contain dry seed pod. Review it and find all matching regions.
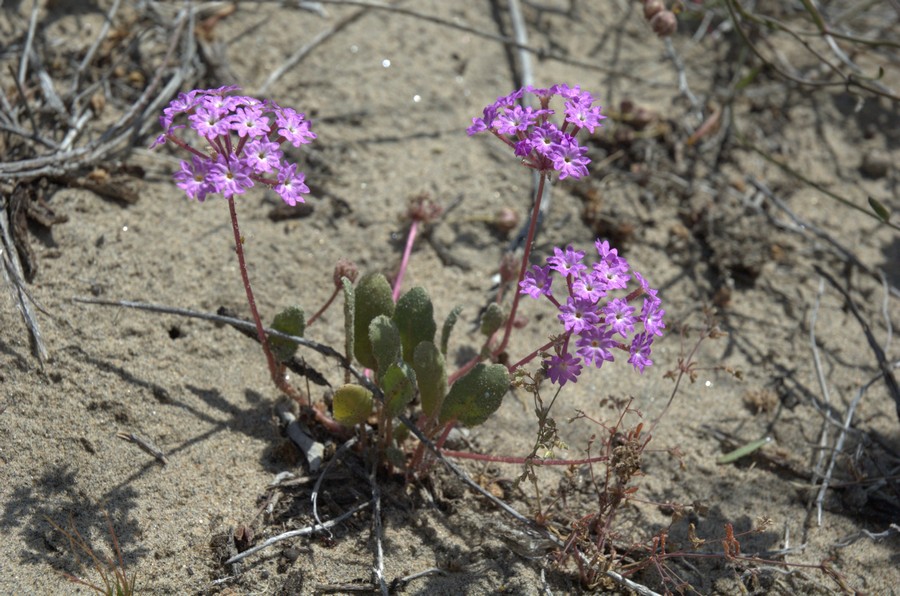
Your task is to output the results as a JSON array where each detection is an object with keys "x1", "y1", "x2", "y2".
[
  {"x1": 643, "y1": 0, "x2": 665, "y2": 20},
  {"x1": 650, "y1": 10, "x2": 678, "y2": 37}
]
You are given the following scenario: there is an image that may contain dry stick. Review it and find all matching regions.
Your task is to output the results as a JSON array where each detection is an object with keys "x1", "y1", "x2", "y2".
[
  {"x1": 313, "y1": 0, "x2": 657, "y2": 82},
  {"x1": 505, "y1": 0, "x2": 552, "y2": 261},
  {"x1": 256, "y1": 8, "x2": 368, "y2": 95},
  {"x1": 72, "y1": 297, "x2": 354, "y2": 367},
  {"x1": 368, "y1": 459, "x2": 388, "y2": 596},
  {"x1": 807, "y1": 277, "x2": 832, "y2": 528},
  {"x1": 0, "y1": 9, "x2": 190, "y2": 179},
  {"x1": 115, "y1": 431, "x2": 169, "y2": 465},
  {"x1": 748, "y1": 176, "x2": 900, "y2": 298},
  {"x1": 815, "y1": 264, "x2": 900, "y2": 421},
  {"x1": 223, "y1": 500, "x2": 373, "y2": 566},
  {"x1": 0, "y1": 199, "x2": 48, "y2": 365},
  {"x1": 664, "y1": 37, "x2": 703, "y2": 122},
  {"x1": 814, "y1": 374, "x2": 878, "y2": 528},
  {"x1": 74, "y1": 298, "x2": 658, "y2": 594},
  {"x1": 833, "y1": 523, "x2": 900, "y2": 548},
  {"x1": 72, "y1": 0, "x2": 123, "y2": 95},
  {"x1": 276, "y1": 401, "x2": 325, "y2": 472},
  {"x1": 18, "y1": 0, "x2": 39, "y2": 90},
  {"x1": 508, "y1": 0, "x2": 533, "y2": 89},
  {"x1": 311, "y1": 437, "x2": 358, "y2": 537},
  {"x1": 879, "y1": 271, "x2": 893, "y2": 355}
]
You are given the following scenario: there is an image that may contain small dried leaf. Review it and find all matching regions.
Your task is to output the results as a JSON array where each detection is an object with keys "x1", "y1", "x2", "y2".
[{"x1": 868, "y1": 196, "x2": 891, "y2": 223}]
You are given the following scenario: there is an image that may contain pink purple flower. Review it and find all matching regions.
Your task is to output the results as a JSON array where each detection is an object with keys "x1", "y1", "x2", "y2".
[
  {"x1": 520, "y1": 264, "x2": 554, "y2": 299},
  {"x1": 520, "y1": 238, "x2": 664, "y2": 384},
  {"x1": 467, "y1": 84, "x2": 606, "y2": 181},
  {"x1": 545, "y1": 352, "x2": 583, "y2": 386},
  {"x1": 155, "y1": 87, "x2": 315, "y2": 206}
]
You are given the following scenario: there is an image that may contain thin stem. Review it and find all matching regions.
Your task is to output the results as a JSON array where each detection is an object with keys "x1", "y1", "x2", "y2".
[
  {"x1": 447, "y1": 173, "x2": 548, "y2": 385},
  {"x1": 227, "y1": 198, "x2": 309, "y2": 406},
  {"x1": 392, "y1": 219, "x2": 418, "y2": 301},
  {"x1": 508, "y1": 337, "x2": 557, "y2": 373},
  {"x1": 307, "y1": 286, "x2": 340, "y2": 326},
  {"x1": 495, "y1": 173, "x2": 546, "y2": 358}
]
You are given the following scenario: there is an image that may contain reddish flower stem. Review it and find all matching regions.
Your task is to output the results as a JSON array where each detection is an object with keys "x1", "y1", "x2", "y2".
[
  {"x1": 508, "y1": 337, "x2": 557, "y2": 373},
  {"x1": 227, "y1": 198, "x2": 308, "y2": 406},
  {"x1": 495, "y1": 173, "x2": 547, "y2": 358},
  {"x1": 392, "y1": 219, "x2": 419, "y2": 302},
  {"x1": 227, "y1": 203, "x2": 346, "y2": 435},
  {"x1": 306, "y1": 287, "x2": 339, "y2": 327},
  {"x1": 448, "y1": 173, "x2": 548, "y2": 385}
]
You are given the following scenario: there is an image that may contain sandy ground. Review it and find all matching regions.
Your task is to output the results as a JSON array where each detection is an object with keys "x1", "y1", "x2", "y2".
[{"x1": 1, "y1": 1, "x2": 899, "y2": 594}]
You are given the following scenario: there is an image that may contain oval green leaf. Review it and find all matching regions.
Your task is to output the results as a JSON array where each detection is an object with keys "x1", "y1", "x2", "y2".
[
  {"x1": 394, "y1": 287, "x2": 437, "y2": 364},
  {"x1": 439, "y1": 363, "x2": 509, "y2": 427},
  {"x1": 333, "y1": 383, "x2": 373, "y2": 427},
  {"x1": 412, "y1": 341, "x2": 447, "y2": 418},
  {"x1": 269, "y1": 306, "x2": 306, "y2": 362},
  {"x1": 382, "y1": 361, "x2": 417, "y2": 419},
  {"x1": 353, "y1": 272, "x2": 395, "y2": 369}
]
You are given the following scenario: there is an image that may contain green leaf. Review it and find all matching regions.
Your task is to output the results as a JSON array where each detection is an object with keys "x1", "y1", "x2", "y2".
[
  {"x1": 479, "y1": 303, "x2": 505, "y2": 336},
  {"x1": 353, "y1": 273, "x2": 395, "y2": 369},
  {"x1": 439, "y1": 363, "x2": 509, "y2": 427},
  {"x1": 381, "y1": 361, "x2": 417, "y2": 419},
  {"x1": 342, "y1": 277, "x2": 355, "y2": 363},
  {"x1": 868, "y1": 196, "x2": 891, "y2": 223},
  {"x1": 412, "y1": 341, "x2": 447, "y2": 418},
  {"x1": 333, "y1": 384, "x2": 373, "y2": 426},
  {"x1": 394, "y1": 287, "x2": 437, "y2": 364},
  {"x1": 369, "y1": 315, "x2": 401, "y2": 380},
  {"x1": 269, "y1": 306, "x2": 305, "y2": 362},
  {"x1": 440, "y1": 305, "x2": 463, "y2": 357}
]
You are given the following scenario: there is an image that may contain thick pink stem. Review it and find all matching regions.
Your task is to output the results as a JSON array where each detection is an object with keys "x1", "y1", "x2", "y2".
[{"x1": 392, "y1": 220, "x2": 419, "y2": 302}]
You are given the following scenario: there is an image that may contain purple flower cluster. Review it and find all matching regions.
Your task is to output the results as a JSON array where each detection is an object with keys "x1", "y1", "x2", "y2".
[
  {"x1": 154, "y1": 86, "x2": 316, "y2": 205},
  {"x1": 467, "y1": 84, "x2": 606, "y2": 180},
  {"x1": 521, "y1": 240, "x2": 665, "y2": 385}
]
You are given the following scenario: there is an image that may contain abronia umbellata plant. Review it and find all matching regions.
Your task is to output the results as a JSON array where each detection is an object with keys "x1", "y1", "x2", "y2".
[{"x1": 154, "y1": 82, "x2": 663, "y2": 466}]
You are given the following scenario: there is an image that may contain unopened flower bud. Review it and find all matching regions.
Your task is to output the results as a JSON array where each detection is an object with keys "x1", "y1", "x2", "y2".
[
  {"x1": 407, "y1": 192, "x2": 443, "y2": 224},
  {"x1": 491, "y1": 207, "x2": 520, "y2": 235},
  {"x1": 643, "y1": 0, "x2": 664, "y2": 20},
  {"x1": 650, "y1": 10, "x2": 677, "y2": 37},
  {"x1": 333, "y1": 257, "x2": 359, "y2": 288}
]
